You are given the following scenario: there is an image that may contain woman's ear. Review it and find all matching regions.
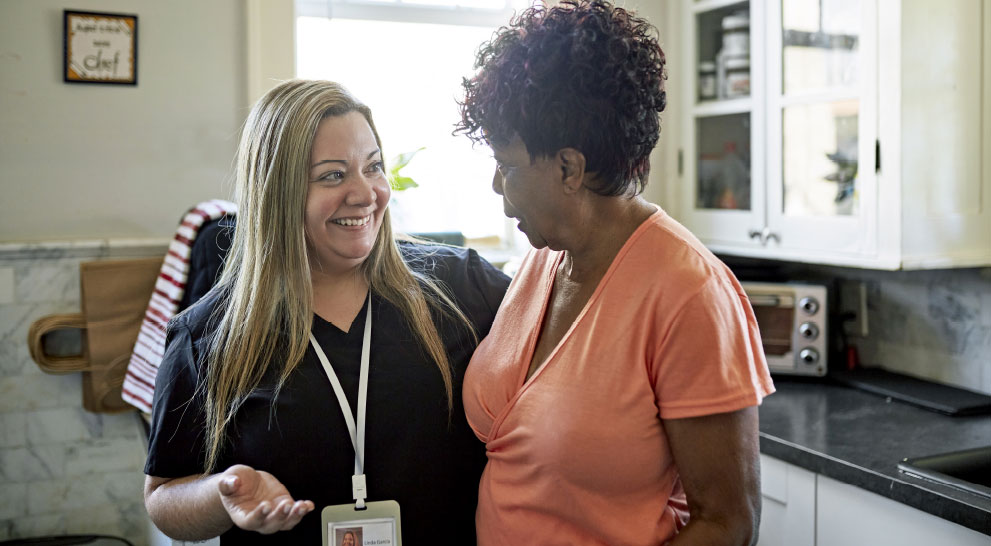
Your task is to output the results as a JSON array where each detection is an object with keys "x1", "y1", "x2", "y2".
[{"x1": 557, "y1": 148, "x2": 586, "y2": 194}]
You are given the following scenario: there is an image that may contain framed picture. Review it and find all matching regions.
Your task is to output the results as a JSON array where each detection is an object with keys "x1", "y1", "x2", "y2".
[{"x1": 63, "y1": 10, "x2": 138, "y2": 85}]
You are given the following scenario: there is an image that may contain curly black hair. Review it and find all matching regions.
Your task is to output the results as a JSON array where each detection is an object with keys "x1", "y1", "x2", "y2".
[{"x1": 456, "y1": 0, "x2": 666, "y2": 196}]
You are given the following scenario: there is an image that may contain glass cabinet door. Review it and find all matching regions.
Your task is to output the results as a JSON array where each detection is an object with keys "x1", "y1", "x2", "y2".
[
  {"x1": 696, "y1": 113, "x2": 751, "y2": 211},
  {"x1": 766, "y1": 0, "x2": 877, "y2": 254},
  {"x1": 682, "y1": 0, "x2": 765, "y2": 248},
  {"x1": 695, "y1": 2, "x2": 751, "y2": 103},
  {"x1": 693, "y1": 2, "x2": 753, "y2": 212},
  {"x1": 781, "y1": 0, "x2": 860, "y2": 217}
]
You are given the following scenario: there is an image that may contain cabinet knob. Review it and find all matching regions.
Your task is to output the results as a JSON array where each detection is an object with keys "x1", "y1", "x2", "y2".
[{"x1": 748, "y1": 229, "x2": 763, "y2": 241}]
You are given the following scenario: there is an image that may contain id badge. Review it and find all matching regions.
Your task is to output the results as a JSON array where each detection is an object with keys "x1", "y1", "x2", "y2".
[{"x1": 322, "y1": 500, "x2": 402, "y2": 546}]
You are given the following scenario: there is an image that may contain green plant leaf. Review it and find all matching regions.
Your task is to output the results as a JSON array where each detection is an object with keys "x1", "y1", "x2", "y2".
[
  {"x1": 391, "y1": 146, "x2": 425, "y2": 171},
  {"x1": 390, "y1": 175, "x2": 419, "y2": 191},
  {"x1": 388, "y1": 146, "x2": 425, "y2": 192}
]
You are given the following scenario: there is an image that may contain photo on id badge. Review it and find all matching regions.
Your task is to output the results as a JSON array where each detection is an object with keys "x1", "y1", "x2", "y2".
[{"x1": 330, "y1": 519, "x2": 393, "y2": 546}]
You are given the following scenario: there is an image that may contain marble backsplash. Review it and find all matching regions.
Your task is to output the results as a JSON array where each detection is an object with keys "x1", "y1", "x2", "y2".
[{"x1": 0, "y1": 241, "x2": 167, "y2": 544}]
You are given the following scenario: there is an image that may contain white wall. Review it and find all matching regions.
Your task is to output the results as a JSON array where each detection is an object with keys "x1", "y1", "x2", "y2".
[
  {"x1": 0, "y1": 0, "x2": 247, "y2": 242},
  {"x1": 623, "y1": 1, "x2": 681, "y2": 209},
  {"x1": 0, "y1": 1, "x2": 249, "y2": 543}
]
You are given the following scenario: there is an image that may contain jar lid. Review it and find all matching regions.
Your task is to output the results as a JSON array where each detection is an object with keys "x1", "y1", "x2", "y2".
[
  {"x1": 722, "y1": 13, "x2": 749, "y2": 31},
  {"x1": 699, "y1": 61, "x2": 716, "y2": 71}
]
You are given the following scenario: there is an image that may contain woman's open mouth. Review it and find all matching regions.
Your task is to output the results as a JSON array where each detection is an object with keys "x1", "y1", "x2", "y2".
[{"x1": 332, "y1": 215, "x2": 371, "y2": 227}]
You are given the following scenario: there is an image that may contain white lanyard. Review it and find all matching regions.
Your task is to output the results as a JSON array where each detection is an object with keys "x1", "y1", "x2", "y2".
[{"x1": 309, "y1": 297, "x2": 372, "y2": 509}]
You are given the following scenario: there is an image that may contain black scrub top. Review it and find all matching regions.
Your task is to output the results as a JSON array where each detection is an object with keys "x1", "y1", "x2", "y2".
[{"x1": 145, "y1": 242, "x2": 511, "y2": 545}]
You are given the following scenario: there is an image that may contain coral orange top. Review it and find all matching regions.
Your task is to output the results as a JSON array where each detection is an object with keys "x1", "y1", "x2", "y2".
[{"x1": 463, "y1": 207, "x2": 774, "y2": 545}]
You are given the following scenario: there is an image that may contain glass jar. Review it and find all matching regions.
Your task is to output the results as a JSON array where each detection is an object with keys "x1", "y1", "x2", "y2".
[
  {"x1": 721, "y1": 12, "x2": 749, "y2": 57},
  {"x1": 699, "y1": 61, "x2": 717, "y2": 101},
  {"x1": 724, "y1": 57, "x2": 750, "y2": 98}
]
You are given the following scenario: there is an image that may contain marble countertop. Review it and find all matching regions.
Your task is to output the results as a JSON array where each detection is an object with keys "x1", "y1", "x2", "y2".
[{"x1": 758, "y1": 378, "x2": 991, "y2": 536}]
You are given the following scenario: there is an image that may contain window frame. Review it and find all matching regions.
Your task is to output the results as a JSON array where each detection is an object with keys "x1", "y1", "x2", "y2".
[{"x1": 296, "y1": 0, "x2": 521, "y2": 28}]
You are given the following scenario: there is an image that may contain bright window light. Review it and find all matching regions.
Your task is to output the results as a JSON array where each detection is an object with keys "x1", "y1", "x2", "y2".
[{"x1": 296, "y1": 3, "x2": 531, "y2": 244}]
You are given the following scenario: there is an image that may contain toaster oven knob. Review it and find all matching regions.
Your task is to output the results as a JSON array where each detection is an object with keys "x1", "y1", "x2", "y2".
[
  {"x1": 798, "y1": 322, "x2": 819, "y2": 340},
  {"x1": 799, "y1": 348, "x2": 820, "y2": 365},
  {"x1": 799, "y1": 297, "x2": 820, "y2": 315}
]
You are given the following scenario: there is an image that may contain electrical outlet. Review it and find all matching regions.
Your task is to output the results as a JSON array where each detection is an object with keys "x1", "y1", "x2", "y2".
[{"x1": 839, "y1": 280, "x2": 869, "y2": 338}]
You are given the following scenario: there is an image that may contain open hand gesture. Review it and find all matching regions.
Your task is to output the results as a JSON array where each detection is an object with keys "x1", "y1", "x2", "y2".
[{"x1": 217, "y1": 464, "x2": 315, "y2": 534}]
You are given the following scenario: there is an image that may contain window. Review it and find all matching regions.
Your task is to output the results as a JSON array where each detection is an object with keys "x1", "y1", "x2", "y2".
[{"x1": 296, "y1": 0, "x2": 533, "y2": 252}]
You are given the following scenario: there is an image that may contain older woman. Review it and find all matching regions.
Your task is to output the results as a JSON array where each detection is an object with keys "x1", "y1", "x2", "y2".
[
  {"x1": 143, "y1": 80, "x2": 509, "y2": 543},
  {"x1": 456, "y1": 2, "x2": 774, "y2": 545}
]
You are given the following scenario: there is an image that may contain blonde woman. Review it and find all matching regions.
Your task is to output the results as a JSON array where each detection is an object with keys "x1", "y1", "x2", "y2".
[{"x1": 143, "y1": 80, "x2": 510, "y2": 543}]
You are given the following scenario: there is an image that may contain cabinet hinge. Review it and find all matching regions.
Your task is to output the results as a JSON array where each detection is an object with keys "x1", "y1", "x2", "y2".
[
  {"x1": 875, "y1": 139, "x2": 881, "y2": 174},
  {"x1": 677, "y1": 149, "x2": 684, "y2": 177}
]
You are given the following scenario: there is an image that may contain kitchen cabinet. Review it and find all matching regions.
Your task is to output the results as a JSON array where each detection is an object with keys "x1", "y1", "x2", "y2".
[
  {"x1": 672, "y1": 0, "x2": 991, "y2": 269},
  {"x1": 758, "y1": 456, "x2": 990, "y2": 545},
  {"x1": 816, "y1": 474, "x2": 990, "y2": 545},
  {"x1": 757, "y1": 455, "x2": 815, "y2": 546}
]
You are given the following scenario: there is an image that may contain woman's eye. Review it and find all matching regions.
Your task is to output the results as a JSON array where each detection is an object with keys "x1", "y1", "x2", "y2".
[
  {"x1": 367, "y1": 161, "x2": 385, "y2": 174},
  {"x1": 317, "y1": 171, "x2": 344, "y2": 182}
]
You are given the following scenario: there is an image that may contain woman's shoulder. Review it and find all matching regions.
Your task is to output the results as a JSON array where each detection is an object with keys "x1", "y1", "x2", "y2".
[
  {"x1": 398, "y1": 238, "x2": 469, "y2": 260},
  {"x1": 397, "y1": 239, "x2": 511, "y2": 317},
  {"x1": 168, "y1": 286, "x2": 227, "y2": 342},
  {"x1": 397, "y1": 239, "x2": 497, "y2": 280}
]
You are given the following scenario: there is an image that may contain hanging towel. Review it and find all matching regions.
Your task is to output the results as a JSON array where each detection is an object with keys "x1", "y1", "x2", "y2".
[{"x1": 122, "y1": 199, "x2": 237, "y2": 413}]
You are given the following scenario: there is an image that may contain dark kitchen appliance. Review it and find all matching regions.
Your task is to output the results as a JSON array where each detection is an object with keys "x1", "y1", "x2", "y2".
[{"x1": 830, "y1": 367, "x2": 991, "y2": 416}]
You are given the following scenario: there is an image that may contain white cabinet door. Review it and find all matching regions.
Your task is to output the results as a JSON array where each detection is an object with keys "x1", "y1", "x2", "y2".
[
  {"x1": 669, "y1": 0, "x2": 991, "y2": 269},
  {"x1": 757, "y1": 455, "x2": 816, "y2": 546},
  {"x1": 816, "y1": 475, "x2": 990, "y2": 546},
  {"x1": 764, "y1": 0, "x2": 879, "y2": 258},
  {"x1": 680, "y1": 0, "x2": 767, "y2": 250},
  {"x1": 680, "y1": 0, "x2": 882, "y2": 263}
]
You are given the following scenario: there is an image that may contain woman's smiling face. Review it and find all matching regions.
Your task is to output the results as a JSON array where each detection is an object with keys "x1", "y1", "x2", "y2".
[{"x1": 305, "y1": 111, "x2": 391, "y2": 275}]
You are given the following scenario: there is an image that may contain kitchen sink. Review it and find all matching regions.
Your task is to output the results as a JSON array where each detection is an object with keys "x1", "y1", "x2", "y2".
[{"x1": 898, "y1": 446, "x2": 991, "y2": 499}]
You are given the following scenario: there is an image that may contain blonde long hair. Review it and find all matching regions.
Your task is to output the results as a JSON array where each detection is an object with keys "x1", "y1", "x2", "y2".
[{"x1": 202, "y1": 79, "x2": 473, "y2": 472}]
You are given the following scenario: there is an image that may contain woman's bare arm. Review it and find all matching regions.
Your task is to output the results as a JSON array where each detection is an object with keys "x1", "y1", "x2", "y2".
[
  {"x1": 144, "y1": 464, "x2": 314, "y2": 540},
  {"x1": 664, "y1": 406, "x2": 762, "y2": 546}
]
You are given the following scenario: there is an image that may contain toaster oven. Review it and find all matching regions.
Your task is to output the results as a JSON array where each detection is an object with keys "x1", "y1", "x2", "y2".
[{"x1": 741, "y1": 282, "x2": 828, "y2": 377}]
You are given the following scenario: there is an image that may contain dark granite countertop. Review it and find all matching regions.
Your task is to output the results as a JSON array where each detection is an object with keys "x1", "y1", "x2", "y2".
[{"x1": 758, "y1": 378, "x2": 991, "y2": 536}]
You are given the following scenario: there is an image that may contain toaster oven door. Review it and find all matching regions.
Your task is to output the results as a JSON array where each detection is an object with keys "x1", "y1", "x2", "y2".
[{"x1": 749, "y1": 294, "x2": 795, "y2": 357}]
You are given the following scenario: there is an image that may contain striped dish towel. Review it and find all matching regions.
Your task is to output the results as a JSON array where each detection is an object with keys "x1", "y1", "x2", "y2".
[{"x1": 122, "y1": 199, "x2": 237, "y2": 413}]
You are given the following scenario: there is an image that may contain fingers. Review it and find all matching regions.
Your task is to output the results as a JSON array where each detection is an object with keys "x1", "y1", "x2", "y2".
[
  {"x1": 279, "y1": 500, "x2": 315, "y2": 531},
  {"x1": 239, "y1": 497, "x2": 315, "y2": 534},
  {"x1": 273, "y1": 498, "x2": 294, "y2": 519},
  {"x1": 238, "y1": 500, "x2": 273, "y2": 531},
  {"x1": 217, "y1": 465, "x2": 314, "y2": 534}
]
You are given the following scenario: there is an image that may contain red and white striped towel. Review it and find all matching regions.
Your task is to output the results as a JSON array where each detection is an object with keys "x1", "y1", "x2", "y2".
[{"x1": 122, "y1": 199, "x2": 237, "y2": 414}]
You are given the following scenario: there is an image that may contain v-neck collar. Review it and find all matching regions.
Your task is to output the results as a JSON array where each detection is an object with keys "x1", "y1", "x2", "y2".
[
  {"x1": 312, "y1": 294, "x2": 370, "y2": 337},
  {"x1": 488, "y1": 207, "x2": 663, "y2": 440}
]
